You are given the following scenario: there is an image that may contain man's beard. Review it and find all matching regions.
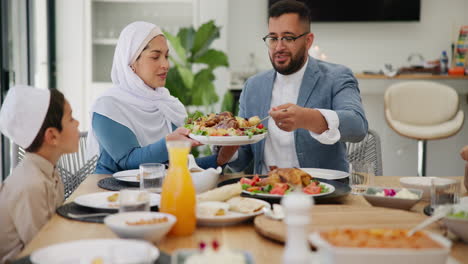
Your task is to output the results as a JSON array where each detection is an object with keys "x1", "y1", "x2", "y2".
[{"x1": 269, "y1": 47, "x2": 307, "y2": 75}]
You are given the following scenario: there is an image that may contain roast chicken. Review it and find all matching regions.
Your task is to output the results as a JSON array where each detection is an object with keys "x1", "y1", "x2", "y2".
[{"x1": 258, "y1": 168, "x2": 313, "y2": 187}]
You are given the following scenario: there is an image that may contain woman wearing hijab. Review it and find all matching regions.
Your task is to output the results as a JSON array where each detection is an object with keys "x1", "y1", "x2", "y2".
[{"x1": 88, "y1": 21, "x2": 235, "y2": 174}]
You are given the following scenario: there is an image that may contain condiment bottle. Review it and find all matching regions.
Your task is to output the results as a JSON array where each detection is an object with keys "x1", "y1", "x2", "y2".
[
  {"x1": 160, "y1": 140, "x2": 196, "y2": 235},
  {"x1": 281, "y1": 187, "x2": 313, "y2": 263}
]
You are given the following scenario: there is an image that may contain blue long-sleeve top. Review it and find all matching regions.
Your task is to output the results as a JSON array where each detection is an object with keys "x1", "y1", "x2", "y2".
[{"x1": 92, "y1": 113, "x2": 218, "y2": 174}]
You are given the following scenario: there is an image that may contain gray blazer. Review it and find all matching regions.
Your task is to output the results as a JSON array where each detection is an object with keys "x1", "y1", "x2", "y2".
[{"x1": 228, "y1": 56, "x2": 368, "y2": 174}]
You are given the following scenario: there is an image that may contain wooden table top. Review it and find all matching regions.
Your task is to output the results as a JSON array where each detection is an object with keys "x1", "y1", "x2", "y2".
[{"x1": 18, "y1": 175, "x2": 468, "y2": 263}]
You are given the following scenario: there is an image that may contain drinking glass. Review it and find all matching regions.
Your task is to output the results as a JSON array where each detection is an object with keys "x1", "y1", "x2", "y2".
[
  {"x1": 119, "y1": 188, "x2": 150, "y2": 213},
  {"x1": 349, "y1": 161, "x2": 375, "y2": 195},
  {"x1": 139, "y1": 163, "x2": 165, "y2": 193},
  {"x1": 430, "y1": 177, "x2": 460, "y2": 211}
]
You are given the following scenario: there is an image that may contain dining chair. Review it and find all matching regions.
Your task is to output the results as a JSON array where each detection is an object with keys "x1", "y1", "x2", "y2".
[
  {"x1": 16, "y1": 131, "x2": 98, "y2": 198},
  {"x1": 384, "y1": 81, "x2": 464, "y2": 176},
  {"x1": 58, "y1": 132, "x2": 98, "y2": 198},
  {"x1": 346, "y1": 129, "x2": 383, "y2": 176}
]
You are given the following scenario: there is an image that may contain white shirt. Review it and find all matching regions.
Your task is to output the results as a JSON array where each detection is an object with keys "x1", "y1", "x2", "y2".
[{"x1": 261, "y1": 58, "x2": 340, "y2": 174}]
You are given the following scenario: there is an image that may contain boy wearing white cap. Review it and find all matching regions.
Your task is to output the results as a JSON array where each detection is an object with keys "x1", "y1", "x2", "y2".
[{"x1": 0, "y1": 85, "x2": 80, "y2": 263}]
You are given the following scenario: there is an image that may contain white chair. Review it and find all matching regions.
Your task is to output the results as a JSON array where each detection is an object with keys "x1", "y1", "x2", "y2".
[
  {"x1": 346, "y1": 129, "x2": 383, "y2": 176},
  {"x1": 384, "y1": 81, "x2": 464, "y2": 176}
]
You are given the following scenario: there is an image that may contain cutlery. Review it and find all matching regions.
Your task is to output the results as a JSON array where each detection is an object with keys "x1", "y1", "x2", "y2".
[
  {"x1": 245, "y1": 109, "x2": 288, "y2": 129},
  {"x1": 67, "y1": 212, "x2": 111, "y2": 219},
  {"x1": 407, "y1": 204, "x2": 452, "y2": 237}
]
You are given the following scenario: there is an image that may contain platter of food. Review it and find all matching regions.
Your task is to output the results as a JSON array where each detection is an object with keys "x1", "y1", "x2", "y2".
[
  {"x1": 185, "y1": 111, "x2": 268, "y2": 146},
  {"x1": 74, "y1": 191, "x2": 160, "y2": 211},
  {"x1": 218, "y1": 168, "x2": 351, "y2": 203},
  {"x1": 196, "y1": 197, "x2": 270, "y2": 226},
  {"x1": 309, "y1": 229, "x2": 451, "y2": 264},
  {"x1": 195, "y1": 182, "x2": 269, "y2": 226}
]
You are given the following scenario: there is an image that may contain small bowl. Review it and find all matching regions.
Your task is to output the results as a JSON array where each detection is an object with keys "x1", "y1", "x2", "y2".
[
  {"x1": 399, "y1": 177, "x2": 454, "y2": 201},
  {"x1": 104, "y1": 212, "x2": 176, "y2": 243},
  {"x1": 363, "y1": 187, "x2": 422, "y2": 210},
  {"x1": 442, "y1": 215, "x2": 468, "y2": 243},
  {"x1": 191, "y1": 167, "x2": 222, "y2": 193},
  {"x1": 171, "y1": 249, "x2": 254, "y2": 264}
]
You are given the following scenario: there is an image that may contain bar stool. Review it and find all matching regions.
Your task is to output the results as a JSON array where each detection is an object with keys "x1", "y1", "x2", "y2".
[{"x1": 384, "y1": 81, "x2": 464, "y2": 176}]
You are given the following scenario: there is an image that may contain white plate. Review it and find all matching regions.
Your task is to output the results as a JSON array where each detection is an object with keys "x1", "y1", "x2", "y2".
[
  {"x1": 300, "y1": 168, "x2": 349, "y2": 180},
  {"x1": 189, "y1": 132, "x2": 267, "y2": 146},
  {"x1": 196, "y1": 198, "x2": 270, "y2": 226},
  {"x1": 31, "y1": 239, "x2": 159, "y2": 264},
  {"x1": 113, "y1": 169, "x2": 140, "y2": 183},
  {"x1": 242, "y1": 182, "x2": 335, "y2": 198},
  {"x1": 74, "y1": 191, "x2": 160, "y2": 210}
]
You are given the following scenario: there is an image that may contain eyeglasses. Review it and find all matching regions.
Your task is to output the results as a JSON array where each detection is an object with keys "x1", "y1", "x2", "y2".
[{"x1": 262, "y1": 32, "x2": 309, "y2": 48}]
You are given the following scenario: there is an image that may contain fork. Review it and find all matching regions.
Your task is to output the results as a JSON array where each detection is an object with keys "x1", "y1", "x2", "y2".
[{"x1": 67, "y1": 212, "x2": 111, "y2": 219}]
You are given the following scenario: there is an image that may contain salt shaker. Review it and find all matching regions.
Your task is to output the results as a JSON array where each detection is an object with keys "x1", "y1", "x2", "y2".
[{"x1": 281, "y1": 188, "x2": 314, "y2": 264}]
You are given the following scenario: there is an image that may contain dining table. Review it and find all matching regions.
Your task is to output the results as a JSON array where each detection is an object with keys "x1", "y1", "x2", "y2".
[{"x1": 16, "y1": 174, "x2": 468, "y2": 264}]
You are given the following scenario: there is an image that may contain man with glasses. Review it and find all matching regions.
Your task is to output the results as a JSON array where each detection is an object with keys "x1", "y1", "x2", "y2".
[{"x1": 227, "y1": 0, "x2": 368, "y2": 174}]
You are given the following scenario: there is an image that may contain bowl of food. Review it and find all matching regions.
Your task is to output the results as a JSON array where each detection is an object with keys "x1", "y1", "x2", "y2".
[
  {"x1": 363, "y1": 187, "x2": 422, "y2": 210},
  {"x1": 442, "y1": 203, "x2": 468, "y2": 243},
  {"x1": 104, "y1": 212, "x2": 176, "y2": 243},
  {"x1": 399, "y1": 177, "x2": 455, "y2": 200},
  {"x1": 171, "y1": 240, "x2": 254, "y2": 264},
  {"x1": 309, "y1": 229, "x2": 451, "y2": 264}
]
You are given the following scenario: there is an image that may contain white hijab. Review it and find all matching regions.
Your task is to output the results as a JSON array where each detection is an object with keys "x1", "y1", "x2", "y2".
[{"x1": 87, "y1": 21, "x2": 187, "y2": 159}]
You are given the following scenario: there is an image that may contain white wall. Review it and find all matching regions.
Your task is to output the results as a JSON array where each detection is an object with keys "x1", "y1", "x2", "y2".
[
  {"x1": 56, "y1": 0, "x2": 87, "y2": 131},
  {"x1": 228, "y1": 0, "x2": 468, "y2": 72},
  {"x1": 227, "y1": 0, "x2": 468, "y2": 176}
]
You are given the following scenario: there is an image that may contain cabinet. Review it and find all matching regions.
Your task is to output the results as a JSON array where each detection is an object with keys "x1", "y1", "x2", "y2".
[{"x1": 86, "y1": 0, "x2": 196, "y2": 86}]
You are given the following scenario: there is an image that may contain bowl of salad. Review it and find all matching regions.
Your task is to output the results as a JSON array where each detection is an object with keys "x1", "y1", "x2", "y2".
[
  {"x1": 442, "y1": 202, "x2": 468, "y2": 243},
  {"x1": 185, "y1": 111, "x2": 268, "y2": 146}
]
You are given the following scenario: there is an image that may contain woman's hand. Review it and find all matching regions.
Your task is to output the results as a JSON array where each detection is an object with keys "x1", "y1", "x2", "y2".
[
  {"x1": 216, "y1": 146, "x2": 239, "y2": 166},
  {"x1": 166, "y1": 127, "x2": 201, "y2": 147},
  {"x1": 460, "y1": 145, "x2": 468, "y2": 161}
]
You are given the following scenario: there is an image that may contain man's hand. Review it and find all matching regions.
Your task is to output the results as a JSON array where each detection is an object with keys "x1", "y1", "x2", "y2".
[
  {"x1": 461, "y1": 145, "x2": 468, "y2": 161},
  {"x1": 269, "y1": 103, "x2": 328, "y2": 133},
  {"x1": 166, "y1": 127, "x2": 201, "y2": 147},
  {"x1": 217, "y1": 146, "x2": 239, "y2": 166}
]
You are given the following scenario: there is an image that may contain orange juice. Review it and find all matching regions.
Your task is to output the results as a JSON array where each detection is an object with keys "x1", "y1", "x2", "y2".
[{"x1": 160, "y1": 140, "x2": 196, "y2": 236}]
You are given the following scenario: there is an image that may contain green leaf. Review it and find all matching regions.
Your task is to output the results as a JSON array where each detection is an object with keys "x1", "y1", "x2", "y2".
[
  {"x1": 165, "y1": 68, "x2": 189, "y2": 104},
  {"x1": 192, "y1": 69, "x2": 218, "y2": 106},
  {"x1": 177, "y1": 27, "x2": 196, "y2": 54},
  {"x1": 176, "y1": 66, "x2": 194, "y2": 92},
  {"x1": 221, "y1": 91, "x2": 234, "y2": 113},
  {"x1": 193, "y1": 49, "x2": 229, "y2": 69},
  {"x1": 191, "y1": 21, "x2": 220, "y2": 60},
  {"x1": 164, "y1": 31, "x2": 188, "y2": 66}
]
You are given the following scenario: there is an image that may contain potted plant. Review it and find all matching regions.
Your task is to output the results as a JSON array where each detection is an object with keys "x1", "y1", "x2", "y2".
[{"x1": 164, "y1": 20, "x2": 232, "y2": 110}]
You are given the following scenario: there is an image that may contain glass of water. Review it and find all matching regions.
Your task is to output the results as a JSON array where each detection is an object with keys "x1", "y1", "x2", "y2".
[
  {"x1": 139, "y1": 163, "x2": 165, "y2": 193},
  {"x1": 430, "y1": 177, "x2": 460, "y2": 211},
  {"x1": 119, "y1": 188, "x2": 150, "y2": 213},
  {"x1": 349, "y1": 161, "x2": 375, "y2": 195}
]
